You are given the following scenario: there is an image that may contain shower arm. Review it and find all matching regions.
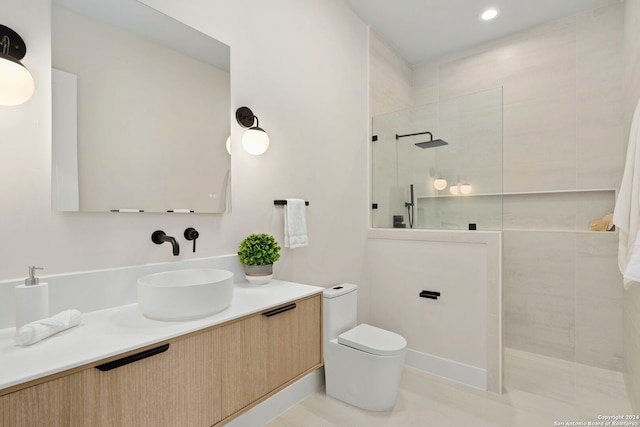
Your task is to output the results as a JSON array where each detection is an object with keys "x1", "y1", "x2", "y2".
[{"x1": 395, "y1": 131, "x2": 433, "y2": 140}]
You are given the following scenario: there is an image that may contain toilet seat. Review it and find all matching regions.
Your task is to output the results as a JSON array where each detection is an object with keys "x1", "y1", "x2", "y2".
[{"x1": 338, "y1": 323, "x2": 407, "y2": 356}]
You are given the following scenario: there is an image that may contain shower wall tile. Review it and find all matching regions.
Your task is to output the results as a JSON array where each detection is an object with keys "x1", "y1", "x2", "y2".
[
  {"x1": 437, "y1": 17, "x2": 576, "y2": 102},
  {"x1": 369, "y1": 30, "x2": 413, "y2": 117},
  {"x1": 575, "y1": 232, "x2": 622, "y2": 301},
  {"x1": 503, "y1": 193, "x2": 578, "y2": 231},
  {"x1": 502, "y1": 98, "x2": 577, "y2": 192},
  {"x1": 503, "y1": 231, "x2": 576, "y2": 361},
  {"x1": 576, "y1": 3, "x2": 625, "y2": 190},
  {"x1": 624, "y1": 285, "x2": 640, "y2": 412},
  {"x1": 624, "y1": 0, "x2": 640, "y2": 137},
  {"x1": 411, "y1": 62, "x2": 439, "y2": 106},
  {"x1": 575, "y1": 296, "x2": 623, "y2": 370},
  {"x1": 500, "y1": 20, "x2": 577, "y2": 193}
]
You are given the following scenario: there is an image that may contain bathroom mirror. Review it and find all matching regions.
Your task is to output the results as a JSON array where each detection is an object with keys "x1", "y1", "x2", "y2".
[{"x1": 51, "y1": 0, "x2": 231, "y2": 213}]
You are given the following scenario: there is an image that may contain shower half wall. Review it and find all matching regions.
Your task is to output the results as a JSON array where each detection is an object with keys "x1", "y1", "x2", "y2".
[{"x1": 371, "y1": 88, "x2": 503, "y2": 230}]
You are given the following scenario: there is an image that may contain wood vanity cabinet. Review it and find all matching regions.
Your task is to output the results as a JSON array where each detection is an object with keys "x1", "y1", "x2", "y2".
[
  {"x1": 220, "y1": 294, "x2": 322, "y2": 419},
  {"x1": 0, "y1": 293, "x2": 322, "y2": 427},
  {"x1": 1, "y1": 329, "x2": 221, "y2": 427}
]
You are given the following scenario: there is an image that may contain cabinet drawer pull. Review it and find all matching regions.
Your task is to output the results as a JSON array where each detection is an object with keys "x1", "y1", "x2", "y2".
[
  {"x1": 263, "y1": 303, "x2": 297, "y2": 317},
  {"x1": 95, "y1": 344, "x2": 170, "y2": 371}
]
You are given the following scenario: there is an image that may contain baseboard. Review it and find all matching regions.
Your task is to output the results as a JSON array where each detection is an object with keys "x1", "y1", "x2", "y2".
[
  {"x1": 226, "y1": 368, "x2": 325, "y2": 427},
  {"x1": 405, "y1": 349, "x2": 487, "y2": 390}
]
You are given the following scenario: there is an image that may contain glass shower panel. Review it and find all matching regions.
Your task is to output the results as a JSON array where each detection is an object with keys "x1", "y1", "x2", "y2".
[{"x1": 371, "y1": 88, "x2": 503, "y2": 230}]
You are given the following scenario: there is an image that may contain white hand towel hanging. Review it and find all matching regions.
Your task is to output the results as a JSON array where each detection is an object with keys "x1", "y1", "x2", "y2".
[
  {"x1": 284, "y1": 199, "x2": 309, "y2": 248},
  {"x1": 613, "y1": 98, "x2": 640, "y2": 289}
]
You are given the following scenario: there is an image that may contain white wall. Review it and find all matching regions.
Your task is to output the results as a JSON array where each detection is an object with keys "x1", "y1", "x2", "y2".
[{"x1": 0, "y1": 0, "x2": 369, "y2": 290}]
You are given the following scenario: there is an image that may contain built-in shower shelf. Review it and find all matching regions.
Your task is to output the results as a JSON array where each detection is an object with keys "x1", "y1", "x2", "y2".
[
  {"x1": 502, "y1": 228, "x2": 617, "y2": 234},
  {"x1": 416, "y1": 188, "x2": 616, "y2": 199},
  {"x1": 413, "y1": 188, "x2": 616, "y2": 232}
]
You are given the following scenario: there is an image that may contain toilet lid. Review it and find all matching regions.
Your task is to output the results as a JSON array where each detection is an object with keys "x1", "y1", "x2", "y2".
[{"x1": 337, "y1": 323, "x2": 407, "y2": 356}]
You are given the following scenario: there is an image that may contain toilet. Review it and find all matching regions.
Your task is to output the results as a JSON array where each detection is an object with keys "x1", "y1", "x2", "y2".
[{"x1": 323, "y1": 283, "x2": 407, "y2": 411}]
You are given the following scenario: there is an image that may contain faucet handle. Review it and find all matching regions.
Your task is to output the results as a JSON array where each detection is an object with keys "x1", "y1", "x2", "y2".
[
  {"x1": 184, "y1": 227, "x2": 199, "y2": 253},
  {"x1": 151, "y1": 230, "x2": 167, "y2": 245}
]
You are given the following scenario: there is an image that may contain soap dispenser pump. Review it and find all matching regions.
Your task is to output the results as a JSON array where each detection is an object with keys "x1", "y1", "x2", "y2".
[{"x1": 15, "y1": 266, "x2": 49, "y2": 329}]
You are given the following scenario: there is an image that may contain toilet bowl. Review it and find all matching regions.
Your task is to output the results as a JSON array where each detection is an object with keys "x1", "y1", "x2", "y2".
[{"x1": 323, "y1": 284, "x2": 407, "y2": 411}]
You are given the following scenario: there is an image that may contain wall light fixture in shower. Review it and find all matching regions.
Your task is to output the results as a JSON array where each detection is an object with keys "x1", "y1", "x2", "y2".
[{"x1": 434, "y1": 178, "x2": 447, "y2": 190}]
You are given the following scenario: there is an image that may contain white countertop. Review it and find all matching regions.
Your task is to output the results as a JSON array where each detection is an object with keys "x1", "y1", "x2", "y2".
[{"x1": 0, "y1": 280, "x2": 323, "y2": 392}]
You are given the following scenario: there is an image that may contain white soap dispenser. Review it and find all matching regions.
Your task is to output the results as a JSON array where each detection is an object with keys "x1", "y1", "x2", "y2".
[{"x1": 15, "y1": 266, "x2": 49, "y2": 329}]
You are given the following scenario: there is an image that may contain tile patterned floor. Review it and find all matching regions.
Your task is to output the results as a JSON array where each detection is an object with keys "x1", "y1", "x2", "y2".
[{"x1": 266, "y1": 348, "x2": 635, "y2": 426}]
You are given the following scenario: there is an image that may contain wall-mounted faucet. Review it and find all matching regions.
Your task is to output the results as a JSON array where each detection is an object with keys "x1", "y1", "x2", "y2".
[
  {"x1": 151, "y1": 230, "x2": 180, "y2": 256},
  {"x1": 184, "y1": 227, "x2": 199, "y2": 253}
]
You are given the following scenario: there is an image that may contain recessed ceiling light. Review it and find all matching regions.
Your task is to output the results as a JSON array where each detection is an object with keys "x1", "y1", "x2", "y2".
[{"x1": 480, "y1": 8, "x2": 500, "y2": 21}]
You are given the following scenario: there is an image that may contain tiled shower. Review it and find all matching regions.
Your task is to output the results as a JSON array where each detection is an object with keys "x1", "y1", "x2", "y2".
[{"x1": 369, "y1": 0, "x2": 627, "y2": 397}]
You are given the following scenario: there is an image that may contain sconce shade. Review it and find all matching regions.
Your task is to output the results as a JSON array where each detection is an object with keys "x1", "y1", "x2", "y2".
[
  {"x1": 236, "y1": 106, "x2": 269, "y2": 155},
  {"x1": 449, "y1": 185, "x2": 459, "y2": 195},
  {"x1": 433, "y1": 178, "x2": 447, "y2": 191},
  {"x1": 242, "y1": 127, "x2": 270, "y2": 155},
  {"x1": 0, "y1": 25, "x2": 34, "y2": 106},
  {"x1": 460, "y1": 184, "x2": 472, "y2": 194}
]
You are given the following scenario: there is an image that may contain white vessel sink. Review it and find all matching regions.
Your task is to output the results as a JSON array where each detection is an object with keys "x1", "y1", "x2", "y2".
[{"x1": 137, "y1": 268, "x2": 234, "y2": 320}]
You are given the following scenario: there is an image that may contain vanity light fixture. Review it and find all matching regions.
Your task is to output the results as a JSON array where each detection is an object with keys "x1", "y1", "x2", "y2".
[
  {"x1": 449, "y1": 185, "x2": 459, "y2": 195},
  {"x1": 433, "y1": 178, "x2": 447, "y2": 191},
  {"x1": 235, "y1": 106, "x2": 270, "y2": 155},
  {"x1": 480, "y1": 8, "x2": 500, "y2": 21},
  {"x1": 460, "y1": 183, "x2": 472, "y2": 195},
  {"x1": 0, "y1": 24, "x2": 35, "y2": 106}
]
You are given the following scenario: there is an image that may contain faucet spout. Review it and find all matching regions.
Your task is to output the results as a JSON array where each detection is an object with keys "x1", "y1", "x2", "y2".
[{"x1": 151, "y1": 230, "x2": 180, "y2": 256}]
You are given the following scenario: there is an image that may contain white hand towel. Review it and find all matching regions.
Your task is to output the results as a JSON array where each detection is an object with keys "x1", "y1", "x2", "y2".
[
  {"x1": 14, "y1": 309, "x2": 82, "y2": 346},
  {"x1": 614, "y1": 98, "x2": 640, "y2": 289},
  {"x1": 284, "y1": 199, "x2": 309, "y2": 248}
]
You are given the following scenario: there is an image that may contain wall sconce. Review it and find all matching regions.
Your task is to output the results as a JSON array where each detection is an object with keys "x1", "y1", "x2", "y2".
[
  {"x1": 0, "y1": 25, "x2": 35, "y2": 106},
  {"x1": 433, "y1": 178, "x2": 447, "y2": 191},
  {"x1": 449, "y1": 185, "x2": 459, "y2": 195},
  {"x1": 235, "y1": 106, "x2": 269, "y2": 155},
  {"x1": 460, "y1": 183, "x2": 472, "y2": 195}
]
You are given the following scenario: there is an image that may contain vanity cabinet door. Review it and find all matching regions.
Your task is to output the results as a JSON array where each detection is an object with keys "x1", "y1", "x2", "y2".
[
  {"x1": 1, "y1": 328, "x2": 222, "y2": 427},
  {"x1": 266, "y1": 294, "x2": 322, "y2": 391},
  {"x1": 79, "y1": 328, "x2": 221, "y2": 427},
  {"x1": 220, "y1": 294, "x2": 322, "y2": 419},
  {"x1": 220, "y1": 312, "x2": 269, "y2": 418},
  {"x1": 0, "y1": 371, "x2": 85, "y2": 427}
]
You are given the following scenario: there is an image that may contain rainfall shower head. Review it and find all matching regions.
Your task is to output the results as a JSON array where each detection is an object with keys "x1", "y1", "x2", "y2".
[
  {"x1": 415, "y1": 139, "x2": 448, "y2": 149},
  {"x1": 395, "y1": 131, "x2": 449, "y2": 149}
]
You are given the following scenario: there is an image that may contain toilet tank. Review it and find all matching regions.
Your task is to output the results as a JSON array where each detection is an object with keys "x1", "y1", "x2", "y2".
[{"x1": 323, "y1": 283, "x2": 358, "y2": 343}]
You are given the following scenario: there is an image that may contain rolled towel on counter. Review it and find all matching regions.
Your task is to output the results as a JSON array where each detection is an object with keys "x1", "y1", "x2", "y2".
[{"x1": 14, "y1": 309, "x2": 82, "y2": 346}]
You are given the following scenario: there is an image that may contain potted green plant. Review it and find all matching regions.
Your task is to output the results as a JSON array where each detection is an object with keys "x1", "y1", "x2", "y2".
[{"x1": 238, "y1": 233, "x2": 281, "y2": 284}]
